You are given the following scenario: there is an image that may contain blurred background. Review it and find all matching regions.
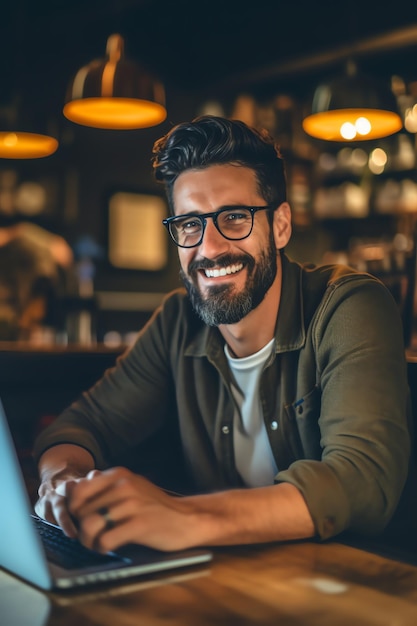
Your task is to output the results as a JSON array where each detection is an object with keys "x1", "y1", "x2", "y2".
[{"x1": 1, "y1": 0, "x2": 417, "y2": 346}]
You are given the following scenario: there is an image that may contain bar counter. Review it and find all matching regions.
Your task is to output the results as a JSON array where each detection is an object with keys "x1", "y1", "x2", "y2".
[{"x1": 2, "y1": 539, "x2": 417, "y2": 625}]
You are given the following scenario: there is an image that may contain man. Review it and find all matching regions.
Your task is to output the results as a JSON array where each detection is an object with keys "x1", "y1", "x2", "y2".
[{"x1": 33, "y1": 115, "x2": 415, "y2": 555}]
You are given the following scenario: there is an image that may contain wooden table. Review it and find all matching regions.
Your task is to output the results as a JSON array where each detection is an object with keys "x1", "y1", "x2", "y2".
[{"x1": 2, "y1": 540, "x2": 417, "y2": 625}]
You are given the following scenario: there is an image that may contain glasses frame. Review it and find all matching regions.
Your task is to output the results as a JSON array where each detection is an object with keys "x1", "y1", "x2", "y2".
[{"x1": 162, "y1": 205, "x2": 275, "y2": 248}]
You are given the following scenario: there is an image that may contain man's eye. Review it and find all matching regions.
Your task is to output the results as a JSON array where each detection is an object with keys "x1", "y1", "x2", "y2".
[
  {"x1": 223, "y1": 211, "x2": 248, "y2": 222},
  {"x1": 180, "y1": 219, "x2": 201, "y2": 231}
]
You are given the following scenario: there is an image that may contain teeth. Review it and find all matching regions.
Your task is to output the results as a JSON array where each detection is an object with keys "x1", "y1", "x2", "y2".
[{"x1": 204, "y1": 263, "x2": 243, "y2": 278}]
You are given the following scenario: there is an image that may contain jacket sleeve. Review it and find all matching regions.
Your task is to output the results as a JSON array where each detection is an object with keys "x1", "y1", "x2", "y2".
[
  {"x1": 32, "y1": 298, "x2": 177, "y2": 469},
  {"x1": 277, "y1": 275, "x2": 411, "y2": 539}
]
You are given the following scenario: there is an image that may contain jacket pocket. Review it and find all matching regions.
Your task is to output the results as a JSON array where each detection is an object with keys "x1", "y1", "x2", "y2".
[{"x1": 284, "y1": 384, "x2": 322, "y2": 460}]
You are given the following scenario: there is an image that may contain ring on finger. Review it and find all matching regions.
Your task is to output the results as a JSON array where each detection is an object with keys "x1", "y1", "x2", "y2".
[{"x1": 98, "y1": 506, "x2": 115, "y2": 531}]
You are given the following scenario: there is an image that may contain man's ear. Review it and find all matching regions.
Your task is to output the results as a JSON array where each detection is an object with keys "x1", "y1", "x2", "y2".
[{"x1": 272, "y1": 202, "x2": 292, "y2": 249}]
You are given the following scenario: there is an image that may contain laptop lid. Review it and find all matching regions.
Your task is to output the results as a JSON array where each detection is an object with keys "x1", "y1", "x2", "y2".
[{"x1": 0, "y1": 399, "x2": 212, "y2": 590}]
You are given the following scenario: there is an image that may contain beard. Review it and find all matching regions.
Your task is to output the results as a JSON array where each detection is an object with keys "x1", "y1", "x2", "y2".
[{"x1": 180, "y1": 235, "x2": 278, "y2": 326}]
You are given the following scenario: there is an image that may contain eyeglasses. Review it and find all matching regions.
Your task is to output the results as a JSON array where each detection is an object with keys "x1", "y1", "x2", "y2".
[{"x1": 162, "y1": 205, "x2": 274, "y2": 248}]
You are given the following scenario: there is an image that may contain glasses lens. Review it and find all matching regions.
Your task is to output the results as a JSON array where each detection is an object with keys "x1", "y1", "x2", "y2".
[
  {"x1": 170, "y1": 215, "x2": 204, "y2": 247},
  {"x1": 217, "y1": 207, "x2": 253, "y2": 239}
]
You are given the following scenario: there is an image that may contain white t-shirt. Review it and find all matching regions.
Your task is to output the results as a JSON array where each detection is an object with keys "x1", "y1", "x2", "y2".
[{"x1": 224, "y1": 338, "x2": 278, "y2": 487}]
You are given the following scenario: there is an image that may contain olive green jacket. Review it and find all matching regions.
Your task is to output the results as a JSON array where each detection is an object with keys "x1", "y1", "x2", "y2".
[{"x1": 33, "y1": 254, "x2": 414, "y2": 544}]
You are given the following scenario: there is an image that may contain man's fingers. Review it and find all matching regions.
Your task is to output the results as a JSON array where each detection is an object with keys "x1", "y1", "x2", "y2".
[
  {"x1": 86, "y1": 469, "x2": 102, "y2": 480},
  {"x1": 68, "y1": 468, "x2": 122, "y2": 514},
  {"x1": 35, "y1": 480, "x2": 81, "y2": 538}
]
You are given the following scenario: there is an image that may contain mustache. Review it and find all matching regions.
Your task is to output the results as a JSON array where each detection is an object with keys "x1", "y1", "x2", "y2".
[{"x1": 188, "y1": 253, "x2": 254, "y2": 276}]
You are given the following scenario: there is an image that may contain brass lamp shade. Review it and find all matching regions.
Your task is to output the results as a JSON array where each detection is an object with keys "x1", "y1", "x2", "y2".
[
  {"x1": 0, "y1": 98, "x2": 58, "y2": 159},
  {"x1": 63, "y1": 34, "x2": 167, "y2": 130},
  {"x1": 0, "y1": 131, "x2": 58, "y2": 159},
  {"x1": 303, "y1": 64, "x2": 403, "y2": 142}
]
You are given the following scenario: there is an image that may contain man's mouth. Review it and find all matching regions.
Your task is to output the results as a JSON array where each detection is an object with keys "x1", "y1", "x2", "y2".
[{"x1": 203, "y1": 263, "x2": 244, "y2": 278}]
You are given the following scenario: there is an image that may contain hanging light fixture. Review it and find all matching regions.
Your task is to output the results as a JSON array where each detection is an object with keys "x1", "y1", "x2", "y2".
[
  {"x1": 302, "y1": 60, "x2": 403, "y2": 142},
  {"x1": 0, "y1": 130, "x2": 58, "y2": 159},
  {"x1": 0, "y1": 4, "x2": 59, "y2": 160},
  {"x1": 63, "y1": 34, "x2": 167, "y2": 130},
  {"x1": 0, "y1": 97, "x2": 59, "y2": 159}
]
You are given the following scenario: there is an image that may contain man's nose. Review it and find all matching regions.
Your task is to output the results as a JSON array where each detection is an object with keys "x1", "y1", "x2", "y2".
[{"x1": 198, "y1": 218, "x2": 230, "y2": 257}]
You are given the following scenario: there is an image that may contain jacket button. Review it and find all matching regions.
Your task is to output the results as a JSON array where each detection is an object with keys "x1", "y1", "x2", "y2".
[
  {"x1": 222, "y1": 425, "x2": 230, "y2": 434},
  {"x1": 270, "y1": 421, "x2": 278, "y2": 430}
]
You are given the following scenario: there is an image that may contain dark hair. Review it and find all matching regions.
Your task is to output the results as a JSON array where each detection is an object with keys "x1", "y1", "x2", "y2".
[{"x1": 152, "y1": 115, "x2": 287, "y2": 214}]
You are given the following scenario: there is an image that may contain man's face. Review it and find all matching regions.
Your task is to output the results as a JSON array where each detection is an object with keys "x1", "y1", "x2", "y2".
[{"x1": 172, "y1": 164, "x2": 278, "y2": 326}]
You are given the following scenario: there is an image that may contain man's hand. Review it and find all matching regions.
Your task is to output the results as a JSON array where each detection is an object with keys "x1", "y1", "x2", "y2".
[
  {"x1": 67, "y1": 468, "x2": 194, "y2": 552},
  {"x1": 66, "y1": 467, "x2": 316, "y2": 553},
  {"x1": 35, "y1": 443, "x2": 96, "y2": 537},
  {"x1": 36, "y1": 445, "x2": 315, "y2": 552},
  {"x1": 35, "y1": 475, "x2": 84, "y2": 537}
]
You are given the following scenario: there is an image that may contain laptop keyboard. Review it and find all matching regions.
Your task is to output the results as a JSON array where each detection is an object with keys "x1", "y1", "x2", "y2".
[{"x1": 32, "y1": 516, "x2": 127, "y2": 570}]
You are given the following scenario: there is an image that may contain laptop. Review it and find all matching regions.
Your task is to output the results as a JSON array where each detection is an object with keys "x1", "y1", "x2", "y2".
[
  {"x1": 0, "y1": 569, "x2": 51, "y2": 626},
  {"x1": 0, "y1": 399, "x2": 212, "y2": 590}
]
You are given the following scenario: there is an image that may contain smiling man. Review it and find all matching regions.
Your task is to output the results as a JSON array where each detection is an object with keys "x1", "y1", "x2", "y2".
[
  {"x1": 172, "y1": 164, "x2": 287, "y2": 353},
  {"x1": 33, "y1": 115, "x2": 416, "y2": 555}
]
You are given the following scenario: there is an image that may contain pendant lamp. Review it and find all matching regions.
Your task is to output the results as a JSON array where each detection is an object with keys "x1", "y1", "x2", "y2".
[
  {"x1": 63, "y1": 34, "x2": 167, "y2": 130},
  {"x1": 302, "y1": 60, "x2": 403, "y2": 142},
  {"x1": 0, "y1": 98, "x2": 58, "y2": 159}
]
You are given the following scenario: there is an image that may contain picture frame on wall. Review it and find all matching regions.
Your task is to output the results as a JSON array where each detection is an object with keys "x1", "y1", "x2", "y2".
[{"x1": 108, "y1": 190, "x2": 168, "y2": 271}]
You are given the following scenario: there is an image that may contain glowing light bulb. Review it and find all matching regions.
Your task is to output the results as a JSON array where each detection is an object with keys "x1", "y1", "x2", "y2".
[
  {"x1": 369, "y1": 147, "x2": 387, "y2": 174},
  {"x1": 371, "y1": 148, "x2": 387, "y2": 167},
  {"x1": 340, "y1": 122, "x2": 356, "y2": 140},
  {"x1": 405, "y1": 104, "x2": 417, "y2": 133},
  {"x1": 355, "y1": 117, "x2": 371, "y2": 136}
]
